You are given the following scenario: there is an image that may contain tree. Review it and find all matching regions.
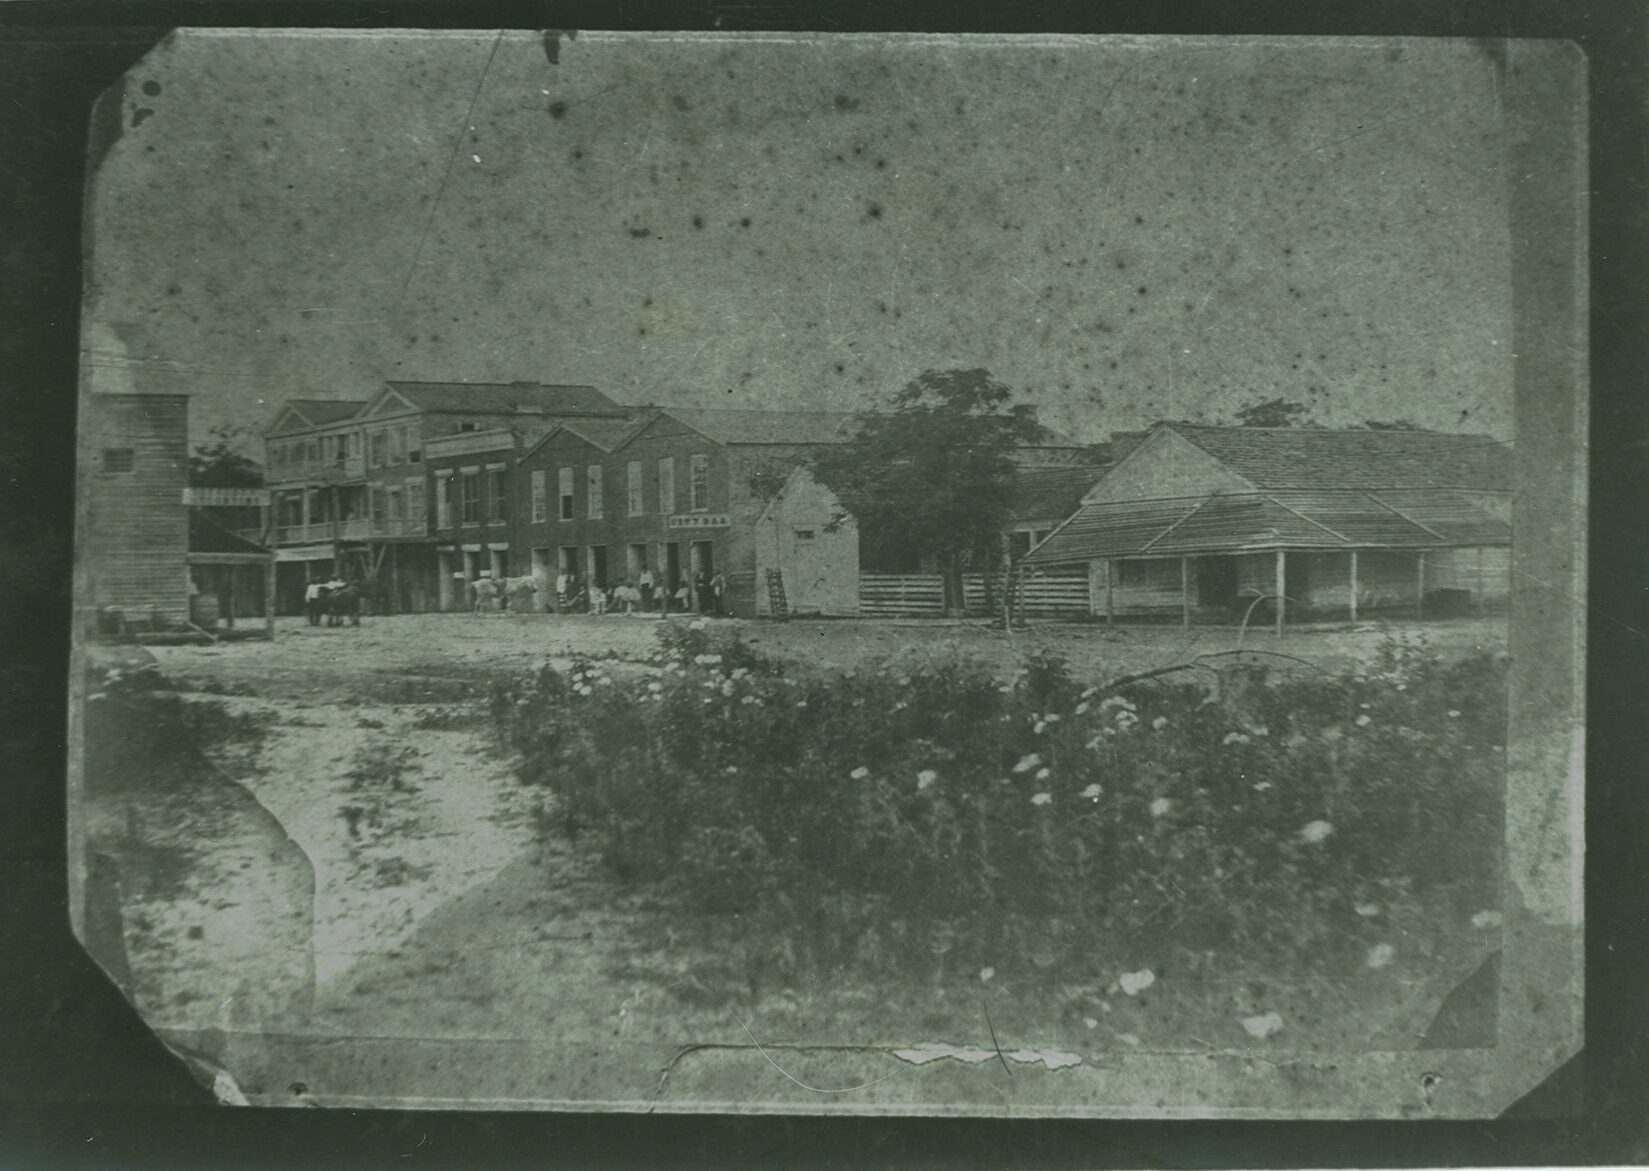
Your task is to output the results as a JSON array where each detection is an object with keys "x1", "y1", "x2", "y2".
[
  {"x1": 1232, "y1": 397, "x2": 1315, "y2": 428},
  {"x1": 189, "y1": 424, "x2": 263, "y2": 488},
  {"x1": 811, "y1": 368, "x2": 1047, "y2": 611}
]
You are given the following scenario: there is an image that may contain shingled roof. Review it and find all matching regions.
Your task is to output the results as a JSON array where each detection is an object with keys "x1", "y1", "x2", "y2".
[
  {"x1": 267, "y1": 398, "x2": 369, "y2": 434},
  {"x1": 384, "y1": 381, "x2": 626, "y2": 417},
  {"x1": 189, "y1": 512, "x2": 270, "y2": 556},
  {"x1": 1166, "y1": 423, "x2": 1512, "y2": 492},
  {"x1": 1009, "y1": 465, "x2": 1110, "y2": 524}
]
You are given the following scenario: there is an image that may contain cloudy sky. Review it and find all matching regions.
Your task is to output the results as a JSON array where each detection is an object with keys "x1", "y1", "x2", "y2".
[{"x1": 84, "y1": 31, "x2": 1516, "y2": 444}]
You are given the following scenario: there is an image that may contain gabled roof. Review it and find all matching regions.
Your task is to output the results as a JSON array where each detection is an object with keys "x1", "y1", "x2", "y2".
[
  {"x1": 1163, "y1": 423, "x2": 1512, "y2": 492},
  {"x1": 381, "y1": 381, "x2": 626, "y2": 417},
  {"x1": 522, "y1": 414, "x2": 653, "y2": 460},
  {"x1": 1023, "y1": 488, "x2": 1509, "y2": 566},
  {"x1": 655, "y1": 407, "x2": 859, "y2": 447},
  {"x1": 267, "y1": 399, "x2": 368, "y2": 435},
  {"x1": 1009, "y1": 465, "x2": 1111, "y2": 524}
]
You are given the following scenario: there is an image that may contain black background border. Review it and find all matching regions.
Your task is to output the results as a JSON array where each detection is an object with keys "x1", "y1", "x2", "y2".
[{"x1": 1, "y1": 2, "x2": 1644, "y2": 1167}]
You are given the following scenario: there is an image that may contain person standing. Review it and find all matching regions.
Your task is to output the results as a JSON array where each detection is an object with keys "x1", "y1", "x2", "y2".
[
  {"x1": 304, "y1": 578, "x2": 325, "y2": 627},
  {"x1": 695, "y1": 567, "x2": 712, "y2": 615},
  {"x1": 638, "y1": 565, "x2": 655, "y2": 613},
  {"x1": 710, "y1": 569, "x2": 727, "y2": 617},
  {"x1": 324, "y1": 575, "x2": 347, "y2": 627}
]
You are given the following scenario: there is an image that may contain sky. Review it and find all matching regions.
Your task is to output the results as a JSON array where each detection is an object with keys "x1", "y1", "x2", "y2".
[{"x1": 83, "y1": 31, "x2": 1517, "y2": 446}]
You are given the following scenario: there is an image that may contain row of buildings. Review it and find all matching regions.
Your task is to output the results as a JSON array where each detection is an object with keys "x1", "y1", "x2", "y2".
[{"x1": 78, "y1": 380, "x2": 1514, "y2": 632}]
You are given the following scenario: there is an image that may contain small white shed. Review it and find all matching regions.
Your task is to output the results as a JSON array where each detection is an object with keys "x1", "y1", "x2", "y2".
[{"x1": 754, "y1": 468, "x2": 859, "y2": 617}]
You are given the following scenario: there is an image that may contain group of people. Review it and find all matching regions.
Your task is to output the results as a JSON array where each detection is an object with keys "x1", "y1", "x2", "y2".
[
  {"x1": 548, "y1": 566, "x2": 727, "y2": 617},
  {"x1": 303, "y1": 576, "x2": 362, "y2": 627}
]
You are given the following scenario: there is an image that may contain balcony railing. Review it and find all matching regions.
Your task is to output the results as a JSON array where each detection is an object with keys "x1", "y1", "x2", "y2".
[
  {"x1": 266, "y1": 455, "x2": 367, "y2": 485},
  {"x1": 258, "y1": 517, "x2": 430, "y2": 544}
]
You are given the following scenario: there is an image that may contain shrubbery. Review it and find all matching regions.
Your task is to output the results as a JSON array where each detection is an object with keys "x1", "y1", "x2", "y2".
[{"x1": 492, "y1": 623, "x2": 1504, "y2": 987}]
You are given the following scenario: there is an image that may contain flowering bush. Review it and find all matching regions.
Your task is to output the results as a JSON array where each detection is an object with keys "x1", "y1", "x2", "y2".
[{"x1": 492, "y1": 626, "x2": 1505, "y2": 987}]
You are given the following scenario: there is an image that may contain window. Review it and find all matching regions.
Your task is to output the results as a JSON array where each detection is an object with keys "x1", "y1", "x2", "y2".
[
  {"x1": 406, "y1": 479, "x2": 426, "y2": 523},
  {"x1": 350, "y1": 432, "x2": 361, "y2": 457},
  {"x1": 405, "y1": 425, "x2": 421, "y2": 463},
  {"x1": 487, "y1": 467, "x2": 508, "y2": 525},
  {"x1": 459, "y1": 422, "x2": 477, "y2": 433},
  {"x1": 460, "y1": 469, "x2": 481, "y2": 525},
  {"x1": 587, "y1": 464, "x2": 604, "y2": 519},
  {"x1": 1116, "y1": 559, "x2": 1181, "y2": 589},
  {"x1": 369, "y1": 430, "x2": 387, "y2": 468},
  {"x1": 102, "y1": 447, "x2": 134, "y2": 473},
  {"x1": 558, "y1": 467, "x2": 574, "y2": 520},
  {"x1": 794, "y1": 529, "x2": 816, "y2": 541},
  {"x1": 689, "y1": 454, "x2": 709, "y2": 512},
  {"x1": 530, "y1": 470, "x2": 548, "y2": 523},
  {"x1": 370, "y1": 485, "x2": 388, "y2": 524},
  {"x1": 627, "y1": 461, "x2": 644, "y2": 516},
  {"x1": 435, "y1": 475, "x2": 452, "y2": 528},
  {"x1": 657, "y1": 457, "x2": 674, "y2": 515},
  {"x1": 387, "y1": 486, "x2": 404, "y2": 521},
  {"x1": 306, "y1": 440, "x2": 319, "y2": 465},
  {"x1": 387, "y1": 428, "x2": 405, "y2": 466}
]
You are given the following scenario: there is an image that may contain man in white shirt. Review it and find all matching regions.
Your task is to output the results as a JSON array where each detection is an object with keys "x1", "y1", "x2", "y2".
[
  {"x1": 304, "y1": 579, "x2": 325, "y2": 627},
  {"x1": 638, "y1": 566, "x2": 656, "y2": 612}
]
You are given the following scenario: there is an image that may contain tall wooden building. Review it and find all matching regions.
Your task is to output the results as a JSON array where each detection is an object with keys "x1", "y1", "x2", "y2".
[{"x1": 78, "y1": 392, "x2": 193, "y2": 628}]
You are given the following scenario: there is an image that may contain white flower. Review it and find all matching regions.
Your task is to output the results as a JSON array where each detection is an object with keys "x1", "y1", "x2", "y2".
[
  {"x1": 1471, "y1": 910, "x2": 1503, "y2": 929},
  {"x1": 1119, "y1": 968, "x2": 1155, "y2": 996},
  {"x1": 1366, "y1": 943, "x2": 1396, "y2": 969},
  {"x1": 1012, "y1": 753, "x2": 1042, "y2": 774},
  {"x1": 979, "y1": 967, "x2": 995, "y2": 983},
  {"x1": 1250, "y1": 725, "x2": 1269, "y2": 738},
  {"x1": 732, "y1": 667, "x2": 749, "y2": 680},
  {"x1": 917, "y1": 769, "x2": 938, "y2": 791},
  {"x1": 796, "y1": 700, "x2": 808, "y2": 708},
  {"x1": 1299, "y1": 819, "x2": 1334, "y2": 844},
  {"x1": 1043, "y1": 713, "x2": 1061, "y2": 724},
  {"x1": 647, "y1": 681, "x2": 663, "y2": 692},
  {"x1": 1447, "y1": 710, "x2": 1461, "y2": 718},
  {"x1": 1354, "y1": 902, "x2": 1380, "y2": 918},
  {"x1": 1033, "y1": 721, "x2": 1048, "y2": 734},
  {"x1": 1355, "y1": 714, "x2": 1371, "y2": 727},
  {"x1": 1241, "y1": 1012, "x2": 1284, "y2": 1039},
  {"x1": 1080, "y1": 783, "x2": 1102, "y2": 800},
  {"x1": 740, "y1": 695, "x2": 757, "y2": 705},
  {"x1": 1083, "y1": 1017, "x2": 1099, "y2": 1030},
  {"x1": 1152, "y1": 716, "x2": 1168, "y2": 731},
  {"x1": 720, "y1": 680, "x2": 735, "y2": 696},
  {"x1": 1149, "y1": 797, "x2": 1171, "y2": 818},
  {"x1": 1085, "y1": 735, "x2": 1105, "y2": 751},
  {"x1": 693, "y1": 653, "x2": 722, "y2": 666},
  {"x1": 1074, "y1": 702, "x2": 1090, "y2": 715},
  {"x1": 1034, "y1": 767, "x2": 1051, "y2": 781},
  {"x1": 688, "y1": 619, "x2": 707, "y2": 631},
  {"x1": 1117, "y1": 1032, "x2": 1142, "y2": 1047},
  {"x1": 850, "y1": 766, "x2": 870, "y2": 780},
  {"x1": 1222, "y1": 732, "x2": 1250, "y2": 746},
  {"x1": 1253, "y1": 781, "x2": 1273, "y2": 792},
  {"x1": 1031, "y1": 792, "x2": 1052, "y2": 806}
]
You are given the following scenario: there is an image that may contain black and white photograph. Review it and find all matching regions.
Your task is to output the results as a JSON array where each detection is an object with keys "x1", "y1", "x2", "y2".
[{"x1": 67, "y1": 30, "x2": 1586, "y2": 1117}]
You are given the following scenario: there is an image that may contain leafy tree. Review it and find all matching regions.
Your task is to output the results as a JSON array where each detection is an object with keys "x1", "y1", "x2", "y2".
[
  {"x1": 1232, "y1": 397, "x2": 1315, "y2": 428},
  {"x1": 189, "y1": 424, "x2": 263, "y2": 487},
  {"x1": 811, "y1": 368, "x2": 1046, "y2": 609}
]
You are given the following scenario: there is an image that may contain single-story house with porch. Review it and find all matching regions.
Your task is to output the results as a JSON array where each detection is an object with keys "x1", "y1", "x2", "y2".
[{"x1": 1021, "y1": 422, "x2": 1512, "y2": 631}]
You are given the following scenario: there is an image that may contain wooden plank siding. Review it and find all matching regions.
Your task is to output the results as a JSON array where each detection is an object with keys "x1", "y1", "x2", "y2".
[{"x1": 80, "y1": 394, "x2": 191, "y2": 625}]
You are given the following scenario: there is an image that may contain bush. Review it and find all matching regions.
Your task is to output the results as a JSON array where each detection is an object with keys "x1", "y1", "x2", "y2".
[{"x1": 492, "y1": 623, "x2": 1505, "y2": 987}]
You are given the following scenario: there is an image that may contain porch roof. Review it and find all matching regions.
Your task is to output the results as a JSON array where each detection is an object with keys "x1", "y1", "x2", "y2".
[{"x1": 1023, "y1": 489, "x2": 1509, "y2": 566}]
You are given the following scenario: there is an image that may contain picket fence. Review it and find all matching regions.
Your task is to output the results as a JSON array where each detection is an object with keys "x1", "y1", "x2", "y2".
[{"x1": 857, "y1": 570, "x2": 1091, "y2": 618}]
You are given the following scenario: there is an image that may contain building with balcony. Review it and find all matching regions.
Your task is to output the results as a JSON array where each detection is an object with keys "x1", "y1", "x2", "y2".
[{"x1": 258, "y1": 381, "x2": 630, "y2": 613}]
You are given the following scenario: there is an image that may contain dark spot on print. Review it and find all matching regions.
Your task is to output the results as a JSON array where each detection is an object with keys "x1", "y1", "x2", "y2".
[
  {"x1": 547, "y1": 100, "x2": 568, "y2": 119},
  {"x1": 866, "y1": 203, "x2": 883, "y2": 219},
  {"x1": 570, "y1": 147, "x2": 584, "y2": 161},
  {"x1": 671, "y1": 94, "x2": 692, "y2": 111},
  {"x1": 739, "y1": 217, "x2": 752, "y2": 228},
  {"x1": 1114, "y1": 258, "x2": 1127, "y2": 270},
  {"x1": 1136, "y1": 286, "x2": 1148, "y2": 296},
  {"x1": 875, "y1": 158, "x2": 887, "y2": 169},
  {"x1": 141, "y1": 80, "x2": 161, "y2": 97},
  {"x1": 642, "y1": 297, "x2": 653, "y2": 307},
  {"x1": 834, "y1": 363, "x2": 845, "y2": 374},
  {"x1": 1134, "y1": 215, "x2": 1144, "y2": 224},
  {"x1": 627, "y1": 226, "x2": 651, "y2": 238},
  {"x1": 833, "y1": 93, "x2": 859, "y2": 111},
  {"x1": 691, "y1": 214, "x2": 704, "y2": 229},
  {"x1": 637, "y1": 327, "x2": 647, "y2": 336}
]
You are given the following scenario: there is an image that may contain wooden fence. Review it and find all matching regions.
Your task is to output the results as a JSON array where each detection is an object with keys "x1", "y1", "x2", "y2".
[{"x1": 858, "y1": 570, "x2": 1091, "y2": 618}]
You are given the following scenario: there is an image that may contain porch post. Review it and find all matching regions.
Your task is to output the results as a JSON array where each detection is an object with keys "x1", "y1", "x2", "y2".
[
  {"x1": 1274, "y1": 549, "x2": 1286, "y2": 637},
  {"x1": 1417, "y1": 552, "x2": 1426, "y2": 620},
  {"x1": 264, "y1": 556, "x2": 276, "y2": 637},
  {"x1": 1348, "y1": 550, "x2": 1359, "y2": 623},
  {"x1": 1181, "y1": 557, "x2": 1191, "y2": 628},
  {"x1": 1105, "y1": 559, "x2": 1115, "y2": 625}
]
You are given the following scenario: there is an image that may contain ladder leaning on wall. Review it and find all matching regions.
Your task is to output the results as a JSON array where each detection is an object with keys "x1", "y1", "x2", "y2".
[{"x1": 765, "y1": 569, "x2": 790, "y2": 622}]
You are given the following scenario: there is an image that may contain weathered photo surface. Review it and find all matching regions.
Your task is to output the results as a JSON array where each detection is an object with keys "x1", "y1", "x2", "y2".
[{"x1": 70, "y1": 31, "x2": 1585, "y2": 1115}]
